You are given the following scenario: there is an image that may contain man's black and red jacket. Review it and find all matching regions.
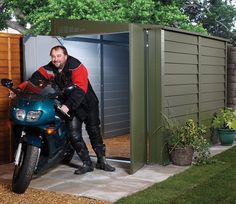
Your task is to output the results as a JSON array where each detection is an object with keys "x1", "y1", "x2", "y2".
[{"x1": 18, "y1": 56, "x2": 99, "y2": 120}]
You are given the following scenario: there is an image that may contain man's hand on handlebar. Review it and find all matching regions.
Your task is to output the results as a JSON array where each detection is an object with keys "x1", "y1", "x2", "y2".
[
  {"x1": 60, "y1": 104, "x2": 69, "y2": 114},
  {"x1": 57, "y1": 104, "x2": 70, "y2": 118}
]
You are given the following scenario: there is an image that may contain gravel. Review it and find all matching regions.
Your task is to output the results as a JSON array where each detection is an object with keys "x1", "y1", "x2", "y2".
[{"x1": 0, "y1": 183, "x2": 111, "y2": 204}]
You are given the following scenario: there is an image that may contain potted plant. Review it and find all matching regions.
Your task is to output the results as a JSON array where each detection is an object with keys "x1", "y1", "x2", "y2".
[
  {"x1": 212, "y1": 108, "x2": 236, "y2": 146},
  {"x1": 164, "y1": 118, "x2": 210, "y2": 166}
]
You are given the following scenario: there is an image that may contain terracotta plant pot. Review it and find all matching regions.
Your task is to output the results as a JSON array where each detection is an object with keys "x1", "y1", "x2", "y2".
[{"x1": 170, "y1": 145, "x2": 194, "y2": 166}]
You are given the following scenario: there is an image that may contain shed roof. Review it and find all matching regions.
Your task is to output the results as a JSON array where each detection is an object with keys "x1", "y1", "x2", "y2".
[{"x1": 51, "y1": 19, "x2": 229, "y2": 42}]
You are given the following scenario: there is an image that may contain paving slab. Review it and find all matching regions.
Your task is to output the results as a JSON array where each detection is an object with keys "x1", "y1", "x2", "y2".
[{"x1": 0, "y1": 143, "x2": 235, "y2": 203}]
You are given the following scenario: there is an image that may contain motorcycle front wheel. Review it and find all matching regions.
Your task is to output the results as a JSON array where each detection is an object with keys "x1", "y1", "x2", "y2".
[{"x1": 12, "y1": 143, "x2": 40, "y2": 194}]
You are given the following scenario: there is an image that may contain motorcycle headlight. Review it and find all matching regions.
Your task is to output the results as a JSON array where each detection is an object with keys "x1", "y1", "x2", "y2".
[
  {"x1": 26, "y1": 110, "x2": 42, "y2": 122},
  {"x1": 15, "y1": 109, "x2": 26, "y2": 121}
]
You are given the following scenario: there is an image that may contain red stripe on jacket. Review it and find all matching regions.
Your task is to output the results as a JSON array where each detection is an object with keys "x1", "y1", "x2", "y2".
[
  {"x1": 71, "y1": 64, "x2": 88, "y2": 93},
  {"x1": 17, "y1": 81, "x2": 42, "y2": 93},
  {"x1": 38, "y1": 67, "x2": 54, "y2": 80},
  {"x1": 18, "y1": 81, "x2": 29, "y2": 89}
]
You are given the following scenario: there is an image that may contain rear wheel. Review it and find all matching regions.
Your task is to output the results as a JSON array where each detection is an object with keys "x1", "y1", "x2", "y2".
[
  {"x1": 61, "y1": 144, "x2": 75, "y2": 164},
  {"x1": 12, "y1": 143, "x2": 40, "y2": 194}
]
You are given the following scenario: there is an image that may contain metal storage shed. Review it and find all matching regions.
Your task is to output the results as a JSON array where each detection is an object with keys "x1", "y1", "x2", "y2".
[{"x1": 50, "y1": 19, "x2": 228, "y2": 173}]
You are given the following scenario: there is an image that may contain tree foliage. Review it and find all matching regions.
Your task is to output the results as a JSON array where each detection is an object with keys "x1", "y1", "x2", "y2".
[
  {"x1": 0, "y1": 1, "x2": 11, "y2": 30},
  {"x1": 1, "y1": 0, "x2": 236, "y2": 42},
  {"x1": 180, "y1": 0, "x2": 236, "y2": 41},
  {"x1": 0, "y1": 0, "x2": 206, "y2": 35}
]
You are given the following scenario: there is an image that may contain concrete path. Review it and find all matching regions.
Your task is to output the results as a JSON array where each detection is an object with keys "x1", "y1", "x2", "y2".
[{"x1": 0, "y1": 143, "x2": 234, "y2": 203}]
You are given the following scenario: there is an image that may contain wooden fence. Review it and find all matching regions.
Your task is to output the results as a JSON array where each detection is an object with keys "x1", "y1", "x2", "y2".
[{"x1": 0, "y1": 33, "x2": 22, "y2": 164}]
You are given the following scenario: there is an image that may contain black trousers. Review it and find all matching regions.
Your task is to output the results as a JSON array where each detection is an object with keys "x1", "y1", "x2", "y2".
[{"x1": 67, "y1": 107, "x2": 104, "y2": 162}]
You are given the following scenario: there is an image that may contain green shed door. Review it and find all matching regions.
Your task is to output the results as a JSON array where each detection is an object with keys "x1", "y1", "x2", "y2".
[{"x1": 129, "y1": 24, "x2": 147, "y2": 173}]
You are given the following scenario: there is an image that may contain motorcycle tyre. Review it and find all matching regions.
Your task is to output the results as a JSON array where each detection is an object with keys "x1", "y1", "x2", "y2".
[
  {"x1": 61, "y1": 145, "x2": 75, "y2": 164},
  {"x1": 12, "y1": 144, "x2": 40, "y2": 194}
]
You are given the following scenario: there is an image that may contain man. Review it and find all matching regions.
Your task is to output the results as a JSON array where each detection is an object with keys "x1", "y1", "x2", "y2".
[{"x1": 17, "y1": 45, "x2": 115, "y2": 174}]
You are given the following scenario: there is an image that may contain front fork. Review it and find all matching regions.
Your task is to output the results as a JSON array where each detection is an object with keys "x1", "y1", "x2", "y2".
[
  {"x1": 14, "y1": 143, "x2": 22, "y2": 166},
  {"x1": 14, "y1": 130, "x2": 41, "y2": 170},
  {"x1": 14, "y1": 131, "x2": 25, "y2": 166}
]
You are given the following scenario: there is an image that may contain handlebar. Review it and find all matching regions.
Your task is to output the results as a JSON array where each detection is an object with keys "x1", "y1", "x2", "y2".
[{"x1": 1, "y1": 78, "x2": 72, "y2": 119}]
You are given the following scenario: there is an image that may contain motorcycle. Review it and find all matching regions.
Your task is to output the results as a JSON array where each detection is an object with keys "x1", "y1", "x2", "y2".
[{"x1": 1, "y1": 78, "x2": 75, "y2": 194}]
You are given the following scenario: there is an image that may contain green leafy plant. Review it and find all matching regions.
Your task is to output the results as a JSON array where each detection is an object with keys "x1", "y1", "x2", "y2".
[
  {"x1": 212, "y1": 108, "x2": 236, "y2": 130},
  {"x1": 163, "y1": 116, "x2": 210, "y2": 165}
]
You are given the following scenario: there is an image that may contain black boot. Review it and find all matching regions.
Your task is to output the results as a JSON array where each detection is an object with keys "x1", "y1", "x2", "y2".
[
  {"x1": 74, "y1": 160, "x2": 94, "y2": 175},
  {"x1": 94, "y1": 144, "x2": 115, "y2": 172},
  {"x1": 74, "y1": 148, "x2": 94, "y2": 175},
  {"x1": 96, "y1": 156, "x2": 115, "y2": 171},
  {"x1": 71, "y1": 140, "x2": 94, "y2": 175}
]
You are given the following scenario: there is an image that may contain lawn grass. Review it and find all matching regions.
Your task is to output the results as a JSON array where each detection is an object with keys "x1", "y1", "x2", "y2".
[{"x1": 115, "y1": 145, "x2": 236, "y2": 204}]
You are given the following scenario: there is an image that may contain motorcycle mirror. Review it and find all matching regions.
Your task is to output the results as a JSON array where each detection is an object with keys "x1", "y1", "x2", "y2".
[{"x1": 1, "y1": 78, "x2": 13, "y2": 89}]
